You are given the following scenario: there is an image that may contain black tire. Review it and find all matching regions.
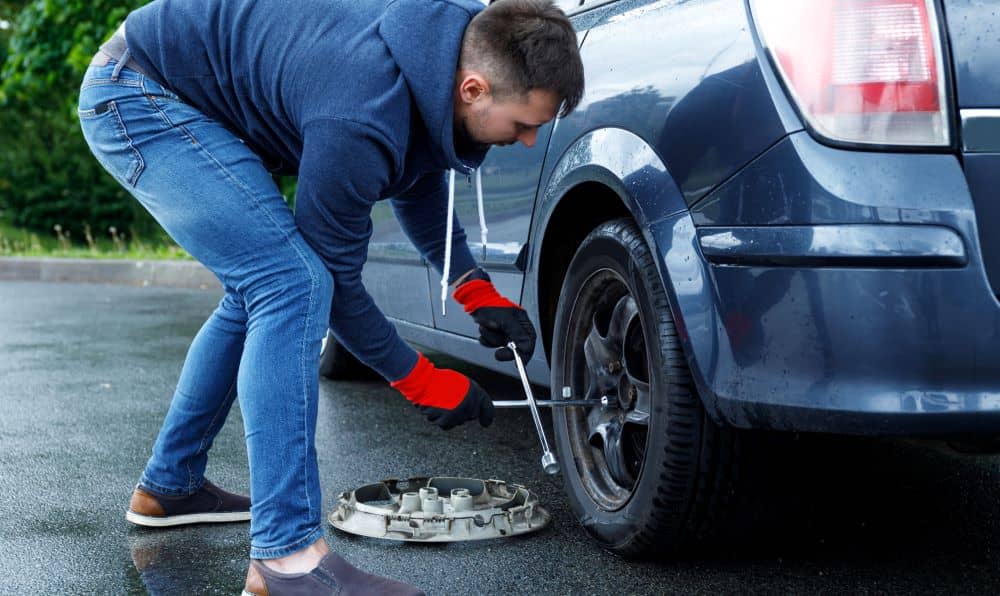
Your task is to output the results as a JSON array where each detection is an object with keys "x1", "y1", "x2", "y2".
[
  {"x1": 319, "y1": 329, "x2": 381, "y2": 380},
  {"x1": 551, "y1": 218, "x2": 741, "y2": 557}
]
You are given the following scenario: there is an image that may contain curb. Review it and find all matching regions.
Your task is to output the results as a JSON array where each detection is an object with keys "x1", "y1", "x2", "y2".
[{"x1": 0, "y1": 257, "x2": 220, "y2": 290}]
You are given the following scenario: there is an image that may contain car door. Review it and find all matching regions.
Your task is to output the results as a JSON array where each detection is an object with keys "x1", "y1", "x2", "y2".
[{"x1": 362, "y1": 201, "x2": 435, "y2": 328}]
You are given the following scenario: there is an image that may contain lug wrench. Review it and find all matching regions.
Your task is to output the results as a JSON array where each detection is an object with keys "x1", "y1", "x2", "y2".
[{"x1": 506, "y1": 342, "x2": 560, "y2": 475}]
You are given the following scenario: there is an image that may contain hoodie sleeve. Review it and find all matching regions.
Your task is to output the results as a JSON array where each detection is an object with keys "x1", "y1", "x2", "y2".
[
  {"x1": 294, "y1": 117, "x2": 418, "y2": 382},
  {"x1": 390, "y1": 171, "x2": 478, "y2": 283}
]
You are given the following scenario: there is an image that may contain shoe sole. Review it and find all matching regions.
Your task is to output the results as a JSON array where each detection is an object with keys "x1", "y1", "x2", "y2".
[{"x1": 125, "y1": 509, "x2": 251, "y2": 527}]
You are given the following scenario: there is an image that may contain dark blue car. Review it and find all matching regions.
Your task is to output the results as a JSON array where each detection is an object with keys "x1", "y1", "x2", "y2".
[{"x1": 321, "y1": 0, "x2": 1000, "y2": 555}]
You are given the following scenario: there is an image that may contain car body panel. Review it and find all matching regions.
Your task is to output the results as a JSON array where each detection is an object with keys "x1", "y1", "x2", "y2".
[
  {"x1": 667, "y1": 130, "x2": 1000, "y2": 433},
  {"x1": 942, "y1": 0, "x2": 1000, "y2": 299},
  {"x1": 690, "y1": 132, "x2": 972, "y2": 229},
  {"x1": 375, "y1": 0, "x2": 1000, "y2": 437},
  {"x1": 546, "y1": 0, "x2": 794, "y2": 208},
  {"x1": 365, "y1": 216, "x2": 435, "y2": 327},
  {"x1": 697, "y1": 224, "x2": 967, "y2": 267},
  {"x1": 941, "y1": 0, "x2": 1000, "y2": 109},
  {"x1": 962, "y1": 152, "x2": 1000, "y2": 296}
]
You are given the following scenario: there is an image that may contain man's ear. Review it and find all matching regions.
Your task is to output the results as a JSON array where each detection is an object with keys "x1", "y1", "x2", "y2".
[{"x1": 457, "y1": 70, "x2": 491, "y2": 105}]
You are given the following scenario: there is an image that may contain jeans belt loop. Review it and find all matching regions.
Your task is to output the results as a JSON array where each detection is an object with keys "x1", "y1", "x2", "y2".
[
  {"x1": 110, "y1": 47, "x2": 130, "y2": 81},
  {"x1": 98, "y1": 29, "x2": 151, "y2": 79}
]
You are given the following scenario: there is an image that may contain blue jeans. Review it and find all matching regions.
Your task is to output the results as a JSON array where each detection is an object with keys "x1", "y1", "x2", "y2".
[{"x1": 78, "y1": 58, "x2": 331, "y2": 559}]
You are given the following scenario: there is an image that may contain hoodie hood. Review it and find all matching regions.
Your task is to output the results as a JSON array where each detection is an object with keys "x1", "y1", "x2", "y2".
[{"x1": 379, "y1": 0, "x2": 488, "y2": 174}]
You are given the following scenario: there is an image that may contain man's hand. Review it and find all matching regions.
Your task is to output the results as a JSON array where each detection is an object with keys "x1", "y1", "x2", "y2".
[
  {"x1": 417, "y1": 380, "x2": 493, "y2": 430},
  {"x1": 453, "y1": 268, "x2": 537, "y2": 362},
  {"x1": 390, "y1": 353, "x2": 494, "y2": 430}
]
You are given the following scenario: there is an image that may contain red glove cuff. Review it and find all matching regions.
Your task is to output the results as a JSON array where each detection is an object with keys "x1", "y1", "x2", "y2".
[
  {"x1": 452, "y1": 279, "x2": 519, "y2": 314},
  {"x1": 390, "y1": 353, "x2": 469, "y2": 410}
]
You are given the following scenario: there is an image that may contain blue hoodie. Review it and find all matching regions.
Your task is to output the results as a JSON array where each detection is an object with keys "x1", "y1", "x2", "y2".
[{"x1": 125, "y1": 0, "x2": 489, "y2": 381}]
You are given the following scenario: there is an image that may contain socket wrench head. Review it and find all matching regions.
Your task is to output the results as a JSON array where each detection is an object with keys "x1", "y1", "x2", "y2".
[{"x1": 541, "y1": 451, "x2": 559, "y2": 475}]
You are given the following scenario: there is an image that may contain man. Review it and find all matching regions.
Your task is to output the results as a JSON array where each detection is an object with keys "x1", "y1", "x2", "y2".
[{"x1": 78, "y1": 0, "x2": 583, "y2": 593}]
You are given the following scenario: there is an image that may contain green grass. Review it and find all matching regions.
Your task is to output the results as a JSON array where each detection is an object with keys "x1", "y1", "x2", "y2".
[{"x1": 0, "y1": 217, "x2": 191, "y2": 260}]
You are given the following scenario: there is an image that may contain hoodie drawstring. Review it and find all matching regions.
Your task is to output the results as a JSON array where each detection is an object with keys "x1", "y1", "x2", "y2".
[
  {"x1": 441, "y1": 170, "x2": 456, "y2": 316},
  {"x1": 475, "y1": 168, "x2": 488, "y2": 257},
  {"x1": 441, "y1": 168, "x2": 488, "y2": 316}
]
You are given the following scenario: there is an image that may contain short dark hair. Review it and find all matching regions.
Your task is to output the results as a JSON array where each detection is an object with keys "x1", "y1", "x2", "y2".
[{"x1": 460, "y1": 0, "x2": 585, "y2": 118}]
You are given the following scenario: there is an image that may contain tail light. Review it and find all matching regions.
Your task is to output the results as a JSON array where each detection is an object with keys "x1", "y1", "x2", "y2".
[{"x1": 750, "y1": 0, "x2": 950, "y2": 147}]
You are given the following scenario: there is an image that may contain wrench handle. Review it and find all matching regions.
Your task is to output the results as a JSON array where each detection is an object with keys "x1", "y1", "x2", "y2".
[{"x1": 508, "y1": 342, "x2": 559, "y2": 475}]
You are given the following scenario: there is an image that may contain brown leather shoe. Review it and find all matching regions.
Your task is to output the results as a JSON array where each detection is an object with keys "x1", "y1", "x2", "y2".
[
  {"x1": 242, "y1": 552, "x2": 425, "y2": 596},
  {"x1": 126, "y1": 479, "x2": 251, "y2": 527}
]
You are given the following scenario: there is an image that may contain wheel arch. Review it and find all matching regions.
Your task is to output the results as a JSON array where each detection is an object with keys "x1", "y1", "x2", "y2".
[
  {"x1": 529, "y1": 127, "x2": 697, "y2": 378},
  {"x1": 535, "y1": 180, "x2": 629, "y2": 366}
]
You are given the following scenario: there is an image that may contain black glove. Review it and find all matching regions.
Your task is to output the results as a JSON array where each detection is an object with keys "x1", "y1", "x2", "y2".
[
  {"x1": 471, "y1": 306, "x2": 536, "y2": 362},
  {"x1": 417, "y1": 378, "x2": 495, "y2": 430},
  {"x1": 453, "y1": 268, "x2": 537, "y2": 362}
]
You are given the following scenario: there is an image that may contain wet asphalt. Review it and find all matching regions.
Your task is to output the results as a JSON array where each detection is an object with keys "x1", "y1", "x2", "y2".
[{"x1": 2, "y1": 280, "x2": 1000, "y2": 594}]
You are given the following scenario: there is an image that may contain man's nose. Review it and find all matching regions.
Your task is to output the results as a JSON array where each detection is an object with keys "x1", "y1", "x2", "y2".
[{"x1": 518, "y1": 128, "x2": 538, "y2": 148}]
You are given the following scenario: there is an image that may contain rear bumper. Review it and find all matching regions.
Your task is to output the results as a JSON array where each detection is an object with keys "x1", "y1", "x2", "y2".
[{"x1": 649, "y1": 131, "x2": 1000, "y2": 436}]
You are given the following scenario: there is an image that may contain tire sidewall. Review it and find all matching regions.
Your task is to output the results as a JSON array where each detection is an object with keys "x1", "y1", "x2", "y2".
[{"x1": 551, "y1": 220, "x2": 683, "y2": 550}]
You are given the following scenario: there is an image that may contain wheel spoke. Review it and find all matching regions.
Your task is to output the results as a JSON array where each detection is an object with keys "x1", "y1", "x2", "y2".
[
  {"x1": 625, "y1": 359, "x2": 652, "y2": 426},
  {"x1": 622, "y1": 425, "x2": 647, "y2": 480},
  {"x1": 584, "y1": 318, "x2": 620, "y2": 398},
  {"x1": 586, "y1": 404, "x2": 606, "y2": 431},
  {"x1": 621, "y1": 298, "x2": 650, "y2": 426},
  {"x1": 587, "y1": 417, "x2": 606, "y2": 448},
  {"x1": 585, "y1": 314, "x2": 618, "y2": 366},
  {"x1": 588, "y1": 414, "x2": 634, "y2": 487},
  {"x1": 606, "y1": 295, "x2": 638, "y2": 346},
  {"x1": 624, "y1": 374, "x2": 651, "y2": 425},
  {"x1": 583, "y1": 366, "x2": 600, "y2": 402}
]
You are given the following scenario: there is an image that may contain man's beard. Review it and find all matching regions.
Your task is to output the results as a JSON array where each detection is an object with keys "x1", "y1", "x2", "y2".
[{"x1": 453, "y1": 114, "x2": 491, "y2": 156}]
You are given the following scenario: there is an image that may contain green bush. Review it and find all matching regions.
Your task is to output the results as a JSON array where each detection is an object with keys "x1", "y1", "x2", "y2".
[
  {"x1": 0, "y1": 1, "x2": 299, "y2": 249},
  {"x1": 0, "y1": 0, "x2": 152, "y2": 242}
]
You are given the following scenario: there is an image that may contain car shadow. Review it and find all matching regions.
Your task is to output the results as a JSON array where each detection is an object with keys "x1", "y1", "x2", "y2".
[
  {"x1": 706, "y1": 431, "x2": 1000, "y2": 563},
  {"x1": 442, "y1": 354, "x2": 1000, "y2": 570}
]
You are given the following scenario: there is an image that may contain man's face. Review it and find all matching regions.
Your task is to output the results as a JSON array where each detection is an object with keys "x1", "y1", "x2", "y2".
[{"x1": 454, "y1": 80, "x2": 561, "y2": 154}]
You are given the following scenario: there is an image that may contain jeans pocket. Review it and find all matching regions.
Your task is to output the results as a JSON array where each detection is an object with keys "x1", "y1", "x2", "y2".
[
  {"x1": 144, "y1": 78, "x2": 181, "y2": 102},
  {"x1": 78, "y1": 100, "x2": 145, "y2": 187}
]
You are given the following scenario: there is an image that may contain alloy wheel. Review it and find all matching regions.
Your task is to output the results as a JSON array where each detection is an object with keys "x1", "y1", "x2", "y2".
[{"x1": 564, "y1": 270, "x2": 651, "y2": 510}]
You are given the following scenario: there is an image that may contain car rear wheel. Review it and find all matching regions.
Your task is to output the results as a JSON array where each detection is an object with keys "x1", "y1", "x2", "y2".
[
  {"x1": 551, "y1": 218, "x2": 741, "y2": 556},
  {"x1": 319, "y1": 329, "x2": 380, "y2": 380}
]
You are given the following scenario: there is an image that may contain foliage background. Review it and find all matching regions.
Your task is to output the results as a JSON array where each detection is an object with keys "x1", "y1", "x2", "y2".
[
  {"x1": 0, "y1": 1, "x2": 297, "y2": 251},
  {"x1": 0, "y1": 0, "x2": 152, "y2": 242}
]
